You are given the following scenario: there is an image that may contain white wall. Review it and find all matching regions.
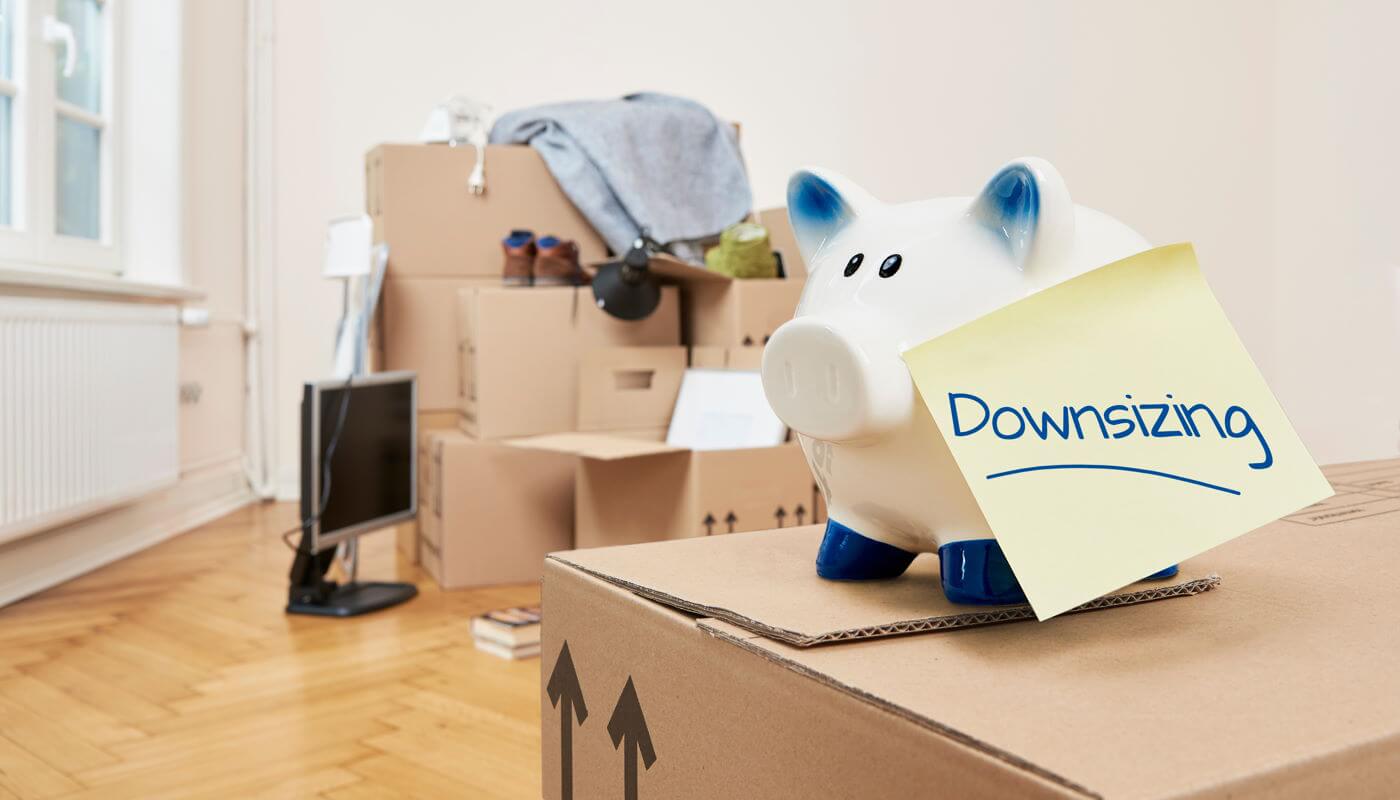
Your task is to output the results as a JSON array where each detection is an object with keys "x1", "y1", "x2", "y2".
[
  {"x1": 1272, "y1": 1, "x2": 1400, "y2": 463},
  {"x1": 180, "y1": 0, "x2": 248, "y2": 471},
  {"x1": 263, "y1": 0, "x2": 1398, "y2": 492}
]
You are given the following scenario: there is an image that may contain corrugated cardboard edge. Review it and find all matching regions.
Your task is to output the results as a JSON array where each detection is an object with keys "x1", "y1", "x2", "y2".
[
  {"x1": 546, "y1": 553, "x2": 1221, "y2": 647},
  {"x1": 699, "y1": 618, "x2": 1100, "y2": 799},
  {"x1": 776, "y1": 575, "x2": 1224, "y2": 645}
]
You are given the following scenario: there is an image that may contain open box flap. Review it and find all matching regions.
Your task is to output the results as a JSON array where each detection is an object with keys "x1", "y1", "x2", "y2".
[
  {"x1": 505, "y1": 431, "x2": 686, "y2": 461},
  {"x1": 644, "y1": 254, "x2": 733, "y2": 284},
  {"x1": 586, "y1": 254, "x2": 733, "y2": 285},
  {"x1": 548, "y1": 525, "x2": 1219, "y2": 647},
  {"x1": 644, "y1": 253, "x2": 805, "y2": 287}
]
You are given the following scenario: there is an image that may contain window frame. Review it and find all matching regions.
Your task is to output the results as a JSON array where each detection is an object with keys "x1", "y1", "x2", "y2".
[{"x1": 0, "y1": 0, "x2": 122, "y2": 275}]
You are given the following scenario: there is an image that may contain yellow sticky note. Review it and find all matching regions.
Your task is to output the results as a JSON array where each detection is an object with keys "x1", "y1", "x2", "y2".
[{"x1": 902, "y1": 243, "x2": 1332, "y2": 619}]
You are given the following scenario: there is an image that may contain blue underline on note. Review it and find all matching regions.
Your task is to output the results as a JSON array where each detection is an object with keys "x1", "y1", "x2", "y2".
[{"x1": 985, "y1": 463, "x2": 1241, "y2": 496}]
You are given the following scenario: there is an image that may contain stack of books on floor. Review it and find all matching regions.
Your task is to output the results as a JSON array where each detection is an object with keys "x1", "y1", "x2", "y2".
[{"x1": 472, "y1": 606, "x2": 542, "y2": 660}]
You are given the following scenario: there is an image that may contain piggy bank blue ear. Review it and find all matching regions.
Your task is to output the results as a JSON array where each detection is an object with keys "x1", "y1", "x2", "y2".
[
  {"x1": 971, "y1": 158, "x2": 1075, "y2": 272},
  {"x1": 787, "y1": 169, "x2": 876, "y2": 266}
]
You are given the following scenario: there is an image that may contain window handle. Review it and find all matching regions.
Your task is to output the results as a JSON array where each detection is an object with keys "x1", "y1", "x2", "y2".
[{"x1": 41, "y1": 15, "x2": 77, "y2": 79}]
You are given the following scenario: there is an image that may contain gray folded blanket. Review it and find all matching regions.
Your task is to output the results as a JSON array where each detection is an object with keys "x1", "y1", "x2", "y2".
[{"x1": 490, "y1": 93, "x2": 752, "y2": 260}]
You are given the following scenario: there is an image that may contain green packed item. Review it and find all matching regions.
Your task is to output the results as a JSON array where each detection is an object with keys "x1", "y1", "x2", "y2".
[{"x1": 705, "y1": 222, "x2": 778, "y2": 279}]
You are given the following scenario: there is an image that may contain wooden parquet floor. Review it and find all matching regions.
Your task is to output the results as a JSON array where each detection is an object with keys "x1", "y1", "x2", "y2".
[{"x1": 0, "y1": 502, "x2": 543, "y2": 799}]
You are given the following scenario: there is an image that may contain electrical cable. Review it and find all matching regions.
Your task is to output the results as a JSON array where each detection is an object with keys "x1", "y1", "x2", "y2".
[{"x1": 280, "y1": 372, "x2": 356, "y2": 553}]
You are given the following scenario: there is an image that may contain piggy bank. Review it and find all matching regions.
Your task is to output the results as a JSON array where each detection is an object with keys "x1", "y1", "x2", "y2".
[{"x1": 761, "y1": 158, "x2": 1177, "y2": 604}]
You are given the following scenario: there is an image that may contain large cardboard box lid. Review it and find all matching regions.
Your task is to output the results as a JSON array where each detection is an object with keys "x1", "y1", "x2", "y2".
[
  {"x1": 549, "y1": 526, "x2": 1219, "y2": 646},
  {"x1": 545, "y1": 459, "x2": 1400, "y2": 798}
]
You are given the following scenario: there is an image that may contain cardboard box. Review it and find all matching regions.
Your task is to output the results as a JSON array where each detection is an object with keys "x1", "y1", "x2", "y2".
[
  {"x1": 416, "y1": 428, "x2": 435, "y2": 511},
  {"x1": 382, "y1": 277, "x2": 497, "y2": 411},
  {"x1": 418, "y1": 410, "x2": 459, "y2": 430},
  {"x1": 540, "y1": 459, "x2": 1400, "y2": 798},
  {"x1": 366, "y1": 143, "x2": 607, "y2": 279},
  {"x1": 507, "y1": 343, "x2": 821, "y2": 549},
  {"x1": 681, "y1": 276, "x2": 803, "y2": 348},
  {"x1": 395, "y1": 520, "x2": 418, "y2": 566},
  {"x1": 458, "y1": 286, "x2": 681, "y2": 439},
  {"x1": 402, "y1": 439, "x2": 432, "y2": 568},
  {"x1": 640, "y1": 253, "x2": 803, "y2": 348},
  {"x1": 576, "y1": 441, "x2": 819, "y2": 548},
  {"x1": 758, "y1": 206, "x2": 806, "y2": 279},
  {"x1": 577, "y1": 347, "x2": 686, "y2": 436},
  {"x1": 417, "y1": 430, "x2": 573, "y2": 589},
  {"x1": 689, "y1": 345, "x2": 764, "y2": 371},
  {"x1": 511, "y1": 434, "x2": 821, "y2": 549}
]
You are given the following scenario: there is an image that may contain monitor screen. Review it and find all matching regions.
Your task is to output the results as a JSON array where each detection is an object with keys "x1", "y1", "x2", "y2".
[{"x1": 301, "y1": 372, "x2": 416, "y2": 551}]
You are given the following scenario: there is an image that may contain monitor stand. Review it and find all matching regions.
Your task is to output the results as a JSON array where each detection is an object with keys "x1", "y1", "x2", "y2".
[
  {"x1": 287, "y1": 579, "x2": 418, "y2": 617},
  {"x1": 286, "y1": 532, "x2": 417, "y2": 618}
]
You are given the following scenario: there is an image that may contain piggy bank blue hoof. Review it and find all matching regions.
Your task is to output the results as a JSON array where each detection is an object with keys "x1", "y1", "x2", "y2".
[
  {"x1": 816, "y1": 521, "x2": 916, "y2": 580},
  {"x1": 938, "y1": 539, "x2": 1028, "y2": 605},
  {"x1": 1144, "y1": 564, "x2": 1180, "y2": 580}
]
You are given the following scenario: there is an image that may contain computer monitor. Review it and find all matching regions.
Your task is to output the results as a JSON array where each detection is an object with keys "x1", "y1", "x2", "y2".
[
  {"x1": 300, "y1": 371, "x2": 417, "y2": 553},
  {"x1": 287, "y1": 371, "x2": 418, "y2": 617}
]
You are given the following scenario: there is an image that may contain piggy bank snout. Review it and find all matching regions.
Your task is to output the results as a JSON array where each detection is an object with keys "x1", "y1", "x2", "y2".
[{"x1": 762, "y1": 317, "x2": 914, "y2": 442}]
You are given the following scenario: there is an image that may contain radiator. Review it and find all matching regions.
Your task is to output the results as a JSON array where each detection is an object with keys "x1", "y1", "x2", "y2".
[{"x1": 0, "y1": 297, "x2": 180, "y2": 544}]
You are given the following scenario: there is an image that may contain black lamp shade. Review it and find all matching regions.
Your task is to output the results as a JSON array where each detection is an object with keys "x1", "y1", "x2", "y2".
[{"x1": 592, "y1": 259, "x2": 661, "y2": 321}]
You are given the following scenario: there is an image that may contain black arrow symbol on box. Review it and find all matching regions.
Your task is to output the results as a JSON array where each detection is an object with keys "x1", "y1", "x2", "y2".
[
  {"x1": 547, "y1": 642, "x2": 588, "y2": 800},
  {"x1": 774, "y1": 506, "x2": 787, "y2": 528},
  {"x1": 724, "y1": 511, "x2": 737, "y2": 533},
  {"x1": 702, "y1": 513, "x2": 715, "y2": 535},
  {"x1": 794, "y1": 504, "x2": 806, "y2": 525},
  {"x1": 608, "y1": 676, "x2": 657, "y2": 800}
]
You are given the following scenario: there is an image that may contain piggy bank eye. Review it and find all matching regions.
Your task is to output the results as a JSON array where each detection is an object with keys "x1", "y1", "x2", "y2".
[
  {"x1": 843, "y1": 253, "x2": 864, "y2": 277},
  {"x1": 878, "y1": 254, "x2": 902, "y2": 278}
]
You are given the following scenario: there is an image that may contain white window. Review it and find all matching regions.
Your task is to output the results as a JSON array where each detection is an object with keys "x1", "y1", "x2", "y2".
[{"x1": 0, "y1": 0, "x2": 120, "y2": 274}]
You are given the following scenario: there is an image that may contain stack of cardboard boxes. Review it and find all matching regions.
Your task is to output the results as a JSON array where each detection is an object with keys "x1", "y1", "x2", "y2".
[{"x1": 368, "y1": 140, "x2": 824, "y2": 589}]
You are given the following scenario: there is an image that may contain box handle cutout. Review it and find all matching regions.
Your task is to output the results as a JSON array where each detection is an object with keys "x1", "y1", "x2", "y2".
[{"x1": 613, "y1": 369, "x2": 655, "y2": 391}]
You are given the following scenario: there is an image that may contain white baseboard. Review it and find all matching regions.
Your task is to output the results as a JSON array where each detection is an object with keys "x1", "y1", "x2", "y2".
[{"x1": 0, "y1": 460, "x2": 254, "y2": 608}]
